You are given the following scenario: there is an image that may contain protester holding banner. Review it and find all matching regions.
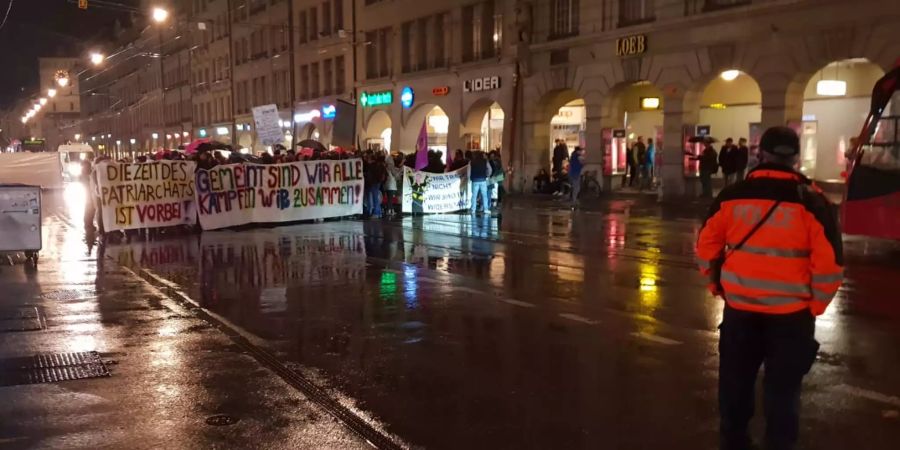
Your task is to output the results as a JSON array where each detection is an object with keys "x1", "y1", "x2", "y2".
[
  {"x1": 488, "y1": 150, "x2": 506, "y2": 209},
  {"x1": 384, "y1": 153, "x2": 402, "y2": 217},
  {"x1": 363, "y1": 152, "x2": 387, "y2": 218},
  {"x1": 469, "y1": 151, "x2": 493, "y2": 215}
]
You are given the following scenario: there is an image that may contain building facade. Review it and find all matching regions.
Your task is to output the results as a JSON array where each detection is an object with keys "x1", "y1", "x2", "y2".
[
  {"x1": 68, "y1": 0, "x2": 900, "y2": 197},
  {"x1": 514, "y1": 0, "x2": 900, "y2": 197},
  {"x1": 11, "y1": 57, "x2": 83, "y2": 152},
  {"x1": 355, "y1": 0, "x2": 518, "y2": 161}
]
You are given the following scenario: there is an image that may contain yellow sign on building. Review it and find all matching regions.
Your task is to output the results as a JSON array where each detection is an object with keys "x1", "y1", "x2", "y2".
[{"x1": 616, "y1": 34, "x2": 647, "y2": 57}]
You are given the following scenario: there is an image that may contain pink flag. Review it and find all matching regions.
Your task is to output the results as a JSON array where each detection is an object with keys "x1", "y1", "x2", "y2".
[{"x1": 414, "y1": 120, "x2": 428, "y2": 170}]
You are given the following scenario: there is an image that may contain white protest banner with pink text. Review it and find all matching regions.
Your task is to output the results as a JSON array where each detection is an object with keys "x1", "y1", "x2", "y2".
[
  {"x1": 96, "y1": 160, "x2": 198, "y2": 232},
  {"x1": 195, "y1": 159, "x2": 364, "y2": 230}
]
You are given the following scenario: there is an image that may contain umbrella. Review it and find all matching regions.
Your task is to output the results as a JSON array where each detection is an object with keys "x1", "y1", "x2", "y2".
[
  {"x1": 688, "y1": 136, "x2": 718, "y2": 144},
  {"x1": 185, "y1": 138, "x2": 210, "y2": 154},
  {"x1": 298, "y1": 139, "x2": 327, "y2": 153}
]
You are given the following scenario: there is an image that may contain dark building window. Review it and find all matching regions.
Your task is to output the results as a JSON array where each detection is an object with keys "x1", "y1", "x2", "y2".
[
  {"x1": 550, "y1": 0, "x2": 579, "y2": 39},
  {"x1": 619, "y1": 0, "x2": 655, "y2": 26}
]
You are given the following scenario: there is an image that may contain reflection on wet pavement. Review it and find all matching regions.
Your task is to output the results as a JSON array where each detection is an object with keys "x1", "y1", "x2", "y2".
[{"x1": 76, "y1": 195, "x2": 900, "y2": 448}]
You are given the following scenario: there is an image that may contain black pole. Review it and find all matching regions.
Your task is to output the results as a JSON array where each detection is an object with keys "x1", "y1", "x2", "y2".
[
  {"x1": 288, "y1": 0, "x2": 297, "y2": 150},
  {"x1": 351, "y1": 0, "x2": 358, "y2": 149},
  {"x1": 227, "y1": 0, "x2": 237, "y2": 142}
]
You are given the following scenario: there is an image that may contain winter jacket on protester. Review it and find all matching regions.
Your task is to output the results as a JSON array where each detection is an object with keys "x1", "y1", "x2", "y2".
[
  {"x1": 469, "y1": 158, "x2": 493, "y2": 182},
  {"x1": 365, "y1": 161, "x2": 387, "y2": 187},
  {"x1": 384, "y1": 156, "x2": 402, "y2": 191},
  {"x1": 695, "y1": 163, "x2": 843, "y2": 316}
]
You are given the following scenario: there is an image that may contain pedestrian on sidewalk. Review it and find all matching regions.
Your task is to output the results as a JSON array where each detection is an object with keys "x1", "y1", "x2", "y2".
[
  {"x1": 696, "y1": 126, "x2": 843, "y2": 450},
  {"x1": 641, "y1": 138, "x2": 656, "y2": 190},
  {"x1": 692, "y1": 139, "x2": 719, "y2": 198},
  {"x1": 552, "y1": 139, "x2": 569, "y2": 180},
  {"x1": 469, "y1": 151, "x2": 492, "y2": 215},
  {"x1": 735, "y1": 138, "x2": 749, "y2": 181},
  {"x1": 631, "y1": 137, "x2": 646, "y2": 187},
  {"x1": 720, "y1": 138, "x2": 739, "y2": 185},
  {"x1": 568, "y1": 146, "x2": 584, "y2": 205}
]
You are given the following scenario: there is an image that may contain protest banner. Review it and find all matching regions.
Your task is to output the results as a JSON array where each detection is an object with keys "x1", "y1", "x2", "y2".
[
  {"x1": 252, "y1": 104, "x2": 285, "y2": 146},
  {"x1": 96, "y1": 160, "x2": 197, "y2": 232},
  {"x1": 195, "y1": 159, "x2": 364, "y2": 230},
  {"x1": 401, "y1": 165, "x2": 471, "y2": 214}
]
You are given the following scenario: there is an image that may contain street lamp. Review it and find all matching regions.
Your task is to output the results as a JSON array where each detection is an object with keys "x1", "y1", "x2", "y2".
[
  {"x1": 90, "y1": 52, "x2": 105, "y2": 66},
  {"x1": 39, "y1": 98, "x2": 47, "y2": 105},
  {"x1": 47, "y1": 89, "x2": 57, "y2": 98},
  {"x1": 152, "y1": 7, "x2": 169, "y2": 23}
]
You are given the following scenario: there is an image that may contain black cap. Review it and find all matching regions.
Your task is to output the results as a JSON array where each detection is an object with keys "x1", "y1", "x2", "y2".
[{"x1": 760, "y1": 126, "x2": 800, "y2": 156}]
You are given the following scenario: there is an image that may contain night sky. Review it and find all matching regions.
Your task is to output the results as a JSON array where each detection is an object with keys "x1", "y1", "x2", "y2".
[{"x1": 0, "y1": 0, "x2": 134, "y2": 108}]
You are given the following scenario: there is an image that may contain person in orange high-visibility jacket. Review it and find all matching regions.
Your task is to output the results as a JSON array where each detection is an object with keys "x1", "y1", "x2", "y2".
[{"x1": 696, "y1": 126, "x2": 843, "y2": 450}]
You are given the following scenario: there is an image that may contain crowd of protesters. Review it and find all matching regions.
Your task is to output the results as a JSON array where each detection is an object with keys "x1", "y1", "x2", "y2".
[
  {"x1": 361, "y1": 147, "x2": 507, "y2": 218},
  {"x1": 79, "y1": 140, "x2": 508, "y2": 232}
]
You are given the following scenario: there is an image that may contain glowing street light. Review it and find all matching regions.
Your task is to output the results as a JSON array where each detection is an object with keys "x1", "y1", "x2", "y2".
[
  {"x1": 90, "y1": 52, "x2": 105, "y2": 66},
  {"x1": 47, "y1": 88, "x2": 57, "y2": 98},
  {"x1": 39, "y1": 98, "x2": 47, "y2": 105},
  {"x1": 152, "y1": 7, "x2": 169, "y2": 23},
  {"x1": 56, "y1": 73, "x2": 71, "y2": 88}
]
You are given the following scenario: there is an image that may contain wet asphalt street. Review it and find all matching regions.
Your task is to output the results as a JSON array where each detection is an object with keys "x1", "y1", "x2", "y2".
[{"x1": 2, "y1": 185, "x2": 900, "y2": 449}]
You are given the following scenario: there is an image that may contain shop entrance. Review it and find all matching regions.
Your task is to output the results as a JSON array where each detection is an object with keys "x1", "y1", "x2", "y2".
[
  {"x1": 363, "y1": 110, "x2": 392, "y2": 152},
  {"x1": 801, "y1": 58, "x2": 886, "y2": 181},
  {"x1": 687, "y1": 70, "x2": 762, "y2": 179},
  {"x1": 550, "y1": 99, "x2": 585, "y2": 155},
  {"x1": 462, "y1": 101, "x2": 505, "y2": 152},
  {"x1": 699, "y1": 70, "x2": 762, "y2": 143}
]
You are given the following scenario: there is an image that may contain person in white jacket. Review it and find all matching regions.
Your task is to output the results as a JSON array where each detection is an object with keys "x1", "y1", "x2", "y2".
[{"x1": 384, "y1": 152, "x2": 403, "y2": 217}]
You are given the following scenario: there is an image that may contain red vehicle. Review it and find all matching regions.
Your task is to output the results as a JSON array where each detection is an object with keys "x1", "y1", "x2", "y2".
[{"x1": 843, "y1": 65, "x2": 900, "y2": 240}]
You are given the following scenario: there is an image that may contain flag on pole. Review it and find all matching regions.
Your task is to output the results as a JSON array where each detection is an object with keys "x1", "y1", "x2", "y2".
[{"x1": 415, "y1": 120, "x2": 428, "y2": 170}]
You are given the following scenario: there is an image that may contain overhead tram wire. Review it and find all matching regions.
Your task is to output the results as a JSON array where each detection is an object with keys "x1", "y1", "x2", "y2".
[{"x1": 0, "y1": 0, "x2": 14, "y2": 33}]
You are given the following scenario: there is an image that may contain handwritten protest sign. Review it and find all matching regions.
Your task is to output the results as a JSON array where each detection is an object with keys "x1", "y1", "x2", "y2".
[
  {"x1": 402, "y1": 165, "x2": 471, "y2": 214},
  {"x1": 195, "y1": 159, "x2": 364, "y2": 230},
  {"x1": 252, "y1": 104, "x2": 285, "y2": 146},
  {"x1": 96, "y1": 160, "x2": 197, "y2": 232}
]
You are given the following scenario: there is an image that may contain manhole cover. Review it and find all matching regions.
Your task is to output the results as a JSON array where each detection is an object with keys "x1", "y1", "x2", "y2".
[
  {"x1": 0, "y1": 351, "x2": 110, "y2": 387},
  {"x1": 206, "y1": 414, "x2": 239, "y2": 426},
  {"x1": 40, "y1": 290, "x2": 92, "y2": 301}
]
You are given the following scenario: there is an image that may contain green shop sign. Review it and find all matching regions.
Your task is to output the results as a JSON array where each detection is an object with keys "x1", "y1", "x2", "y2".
[{"x1": 360, "y1": 90, "x2": 392, "y2": 107}]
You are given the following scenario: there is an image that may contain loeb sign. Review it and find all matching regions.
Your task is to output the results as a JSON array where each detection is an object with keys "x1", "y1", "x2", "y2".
[
  {"x1": 463, "y1": 76, "x2": 501, "y2": 93},
  {"x1": 615, "y1": 34, "x2": 647, "y2": 57}
]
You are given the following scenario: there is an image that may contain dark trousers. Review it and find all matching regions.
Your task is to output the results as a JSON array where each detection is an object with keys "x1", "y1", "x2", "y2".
[
  {"x1": 700, "y1": 171, "x2": 714, "y2": 198},
  {"x1": 719, "y1": 305, "x2": 819, "y2": 450}
]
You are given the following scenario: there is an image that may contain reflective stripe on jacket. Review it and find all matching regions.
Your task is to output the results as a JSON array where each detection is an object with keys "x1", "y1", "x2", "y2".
[{"x1": 696, "y1": 163, "x2": 843, "y2": 316}]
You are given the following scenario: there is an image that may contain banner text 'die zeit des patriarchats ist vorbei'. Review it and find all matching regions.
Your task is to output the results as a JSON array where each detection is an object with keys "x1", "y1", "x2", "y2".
[
  {"x1": 195, "y1": 159, "x2": 364, "y2": 230},
  {"x1": 96, "y1": 160, "x2": 197, "y2": 232}
]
